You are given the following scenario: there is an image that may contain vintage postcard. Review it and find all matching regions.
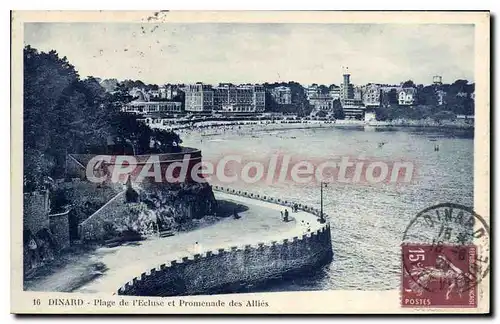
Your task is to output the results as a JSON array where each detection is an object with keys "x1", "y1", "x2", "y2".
[{"x1": 11, "y1": 11, "x2": 490, "y2": 314}]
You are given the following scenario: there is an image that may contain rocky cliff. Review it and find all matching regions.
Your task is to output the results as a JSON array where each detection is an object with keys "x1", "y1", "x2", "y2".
[
  {"x1": 80, "y1": 181, "x2": 218, "y2": 241},
  {"x1": 139, "y1": 181, "x2": 218, "y2": 231}
]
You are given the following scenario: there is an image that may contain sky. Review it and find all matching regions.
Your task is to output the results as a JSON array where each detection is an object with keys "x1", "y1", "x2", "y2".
[{"x1": 24, "y1": 23, "x2": 475, "y2": 86}]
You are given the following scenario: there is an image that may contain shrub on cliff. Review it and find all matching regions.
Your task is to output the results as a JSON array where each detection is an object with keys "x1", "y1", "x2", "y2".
[
  {"x1": 114, "y1": 203, "x2": 157, "y2": 238},
  {"x1": 140, "y1": 182, "x2": 218, "y2": 225},
  {"x1": 156, "y1": 210, "x2": 177, "y2": 232}
]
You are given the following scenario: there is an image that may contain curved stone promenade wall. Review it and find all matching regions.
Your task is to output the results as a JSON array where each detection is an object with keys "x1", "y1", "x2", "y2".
[
  {"x1": 117, "y1": 186, "x2": 333, "y2": 296},
  {"x1": 211, "y1": 185, "x2": 331, "y2": 220}
]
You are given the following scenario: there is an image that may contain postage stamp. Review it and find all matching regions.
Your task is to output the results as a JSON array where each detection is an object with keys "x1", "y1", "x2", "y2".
[
  {"x1": 402, "y1": 244, "x2": 477, "y2": 307},
  {"x1": 10, "y1": 11, "x2": 490, "y2": 315},
  {"x1": 401, "y1": 203, "x2": 490, "y2": 308}
]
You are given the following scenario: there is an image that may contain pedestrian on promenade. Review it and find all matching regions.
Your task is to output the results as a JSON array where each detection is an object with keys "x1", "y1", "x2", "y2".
[
  {"x1": 193, "y1": 241, "x2": 202, "y2": 254},
  {"x1": 280, "y1": 210, "x2": 284, "y2": 220},
  {"x1": 284, "y1": 209, "x2": 289, "y2": 222}
]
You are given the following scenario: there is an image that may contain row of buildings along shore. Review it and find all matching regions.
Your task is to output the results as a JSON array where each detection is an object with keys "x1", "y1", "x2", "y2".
[
  {"x1": 122, "y1": 83, "x2": 265, "y2": 115},
  {"x1": 120, "y1": 70, "x2": 474, "y2": 120}
]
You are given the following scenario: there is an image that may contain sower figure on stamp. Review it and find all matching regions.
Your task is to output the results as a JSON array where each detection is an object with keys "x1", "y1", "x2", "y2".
[{"x1": 409, "y1": 254, "x2": 469, "y2": 300}]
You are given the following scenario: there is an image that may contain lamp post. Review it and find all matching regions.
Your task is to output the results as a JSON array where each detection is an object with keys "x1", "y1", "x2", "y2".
[{"x1": 320, "y1": 182, "x2": 327, "y2": 223}]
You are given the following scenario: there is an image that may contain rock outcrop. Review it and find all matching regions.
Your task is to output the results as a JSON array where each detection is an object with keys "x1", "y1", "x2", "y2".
[
  {"x1": 79, "y1": 181, "x2": 218, "y2": 241},
  {"x1": 139, "y1": 182, "x2": 218, "y2": 231}
]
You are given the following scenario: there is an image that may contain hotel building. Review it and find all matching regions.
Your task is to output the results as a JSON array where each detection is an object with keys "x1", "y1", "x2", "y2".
[
  {"x1": 122, "y1": 91, "x2": 183, "y2": 115},
  {"x1": 340, "y1": 69, "x2": 365, "y2": 119},
  {"x1": 361, "y1": 84, "x2": 382, "y2": 107},
  {"x1": 184, "y1": 83, "x2": 214, "y2": 113},
  {"x1": 208, "y1": 84, "x2": 265, "y2": 114},
  {"x1": 309, "y1": 94, "x2": 333, "y2": 112},
  {"x1": 397, "y1": 88, "x2": 417, "y2": 106},
  {"x1": 271, "y1": 86, "x2": 292, "y2": 105}
]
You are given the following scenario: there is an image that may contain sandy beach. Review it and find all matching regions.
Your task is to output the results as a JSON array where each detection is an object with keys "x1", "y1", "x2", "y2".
[{"x1": 147, "y1": 117, "x2": 474, "y2": 139}]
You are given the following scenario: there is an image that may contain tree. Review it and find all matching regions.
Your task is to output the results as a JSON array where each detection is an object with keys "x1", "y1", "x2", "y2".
[
  {"x1": 23, "y1": 46, "x2": 183, "y2": 191},
  {"x1": 297, "y1": 101, "x2": 313, "y2": 117},
  {"x1": 375, "y1": 106, "x2": 389, "y2": 121},
  {"x1": 263, "y1": 81, "x2": 312, "y2": 116},
  {"x1": 264, "y1": 91, "x2": 279, "y2": 112},
  {"x1": 317, "y1": 84, "x2": 329, "y2": 95},
  {"x1": 433, "y1": 110, "x2": 456, "y2": 123},
  {"x1": 443, "y1": 80, "x2": 474, "y2": 116},
  {"x1": 24, "y1": 46, "x2": 81, "y2": 187},
  {"x1": 416, "y1": 85, "x2": 439, "y2": 107},
  {"x1": 100, "y1": 78, "x2": 118, "y2": 93},
  {"x1": 386, "y1": 89, "x2": 398, "y2": 105},
  {"x1": 121, "y1": 79, "x2": 146, "y2": 90},
  {"x1": 316, "y1": 110, "x2": 327, "y2": 118},
  {"x1": 332, "y1": 100, "x2": 345, "y2": 119},
  {"x1": 402, "y1": 80, "x2": 416, "y2": 88}
]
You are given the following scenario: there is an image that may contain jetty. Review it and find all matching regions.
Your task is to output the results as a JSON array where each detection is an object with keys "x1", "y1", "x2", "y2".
[{"x1": 25, "y1": 189, "x2": 333, "y2": 296}]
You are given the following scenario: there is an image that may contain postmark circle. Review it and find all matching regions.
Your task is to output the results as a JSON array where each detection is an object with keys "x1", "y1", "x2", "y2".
[{"x1": 402, "y1": 203, "x2": 489, "y2": 295}]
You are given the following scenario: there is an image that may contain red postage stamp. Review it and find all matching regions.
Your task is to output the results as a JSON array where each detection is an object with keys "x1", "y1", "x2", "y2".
[{"x1": 401, "y1": 244, "x2": 478, "y2": 308}]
